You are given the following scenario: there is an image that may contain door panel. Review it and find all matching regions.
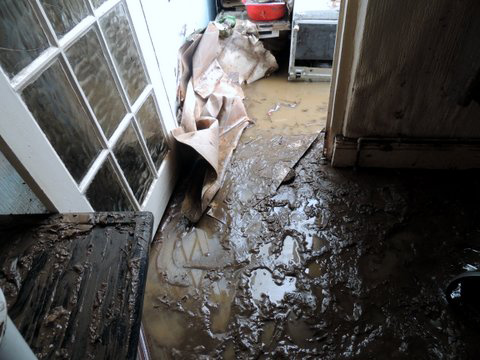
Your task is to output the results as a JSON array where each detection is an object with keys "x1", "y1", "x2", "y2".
[{"x1": 0, "y1": 0, "x2": 176, "y2": 232}]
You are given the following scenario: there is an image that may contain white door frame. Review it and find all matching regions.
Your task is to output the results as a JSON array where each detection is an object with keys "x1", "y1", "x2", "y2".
[{"x1": 0, "y1": 0, "x2": 177, "y2": 232}]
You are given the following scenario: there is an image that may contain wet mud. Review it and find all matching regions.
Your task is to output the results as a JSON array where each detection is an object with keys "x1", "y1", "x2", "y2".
[
  {"x1": 144, "y1": 133, "x2": 480, "y2": 359},
  {"x1": 144, "y1": 73, "x2": 480, "y2": 358},
  {"x1": 242, "y1": 70, "x2": 330, "y2": 137},
  {"x1": 0, "y1": 213, "x2": 152, "y2": 359}
]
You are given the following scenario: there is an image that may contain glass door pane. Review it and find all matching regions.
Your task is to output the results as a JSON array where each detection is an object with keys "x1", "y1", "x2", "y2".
[
  {"x1": 100, "y1": 3, "x2": 148, "y2": 104},
  {"x1": 40, "y1": 0, "x2": 89, "y2": 37},
  {"x1": 22, "y1": 60, "x2": 102, "y2": 182},
  {"x1": 0, "y1": 0, "x2": 173, "y2": 218},
  {"x1": 136, "y1": 96, "x2": 168, "y2": 170},
  {"x1": 91, "y1": 0, "x2": 108, "y2": 9},
  {"x1": 0, "y1": 0, "x2": 50, "y2": 78},
  {"x1": 114, "y1": 124, "x2": 154, "y2": 204},
  {"x1": 66, "y1": 28, "x2": 127, "y2": 139},
  {"x1": 86, "y1": 158, "x2": 133, "y2": 211}
]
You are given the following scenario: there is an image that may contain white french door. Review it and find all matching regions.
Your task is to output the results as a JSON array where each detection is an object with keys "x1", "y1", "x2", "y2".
[{"x1": 0, "y1": 0, "x2": 177, "y2": 231}]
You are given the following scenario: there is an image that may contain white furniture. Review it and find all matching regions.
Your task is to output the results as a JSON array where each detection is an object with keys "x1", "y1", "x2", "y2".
[{"x1": 289, "y1": 0, "x2": 340, "y2": 81}]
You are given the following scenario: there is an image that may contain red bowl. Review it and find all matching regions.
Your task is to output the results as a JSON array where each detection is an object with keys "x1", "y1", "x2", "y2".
[{"x1": 243, "y1": 1, "x2": 286, "y2": 21}]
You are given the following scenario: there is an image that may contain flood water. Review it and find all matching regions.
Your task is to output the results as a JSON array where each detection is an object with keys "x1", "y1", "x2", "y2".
[
  {"x1": 143, "y1": 71, "x2": 480, "y2": 359},
  {"x1": 243, "y1": 70, "x2": 330, "y2": 137}
]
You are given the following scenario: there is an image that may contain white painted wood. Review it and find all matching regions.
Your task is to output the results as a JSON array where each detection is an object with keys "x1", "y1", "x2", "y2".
[
  {"x1": 94, "y1": 0, "x2": 122, "y2": 19},
  {"x1": 58, "y1": 16, "x2": 97, "y2": 49},
  {"x1": 78, "y1": 149, "x2": 109, "y2": 193},
  {"x1": 325, "y1": 0, "x2": 364, "y2": 158},
  {"x1": 108, "y1": 152, "x2": 141, "y2": 210},
  {"x1": 125, "y1": 0, "x2": 177, "y2": 134},
  {"x1": 149, "y1": 87, "x2": 175, "y2": 150},
  {"x1": 124, "y1": 0, "x2": 181, "y2": 229},
  {"x1": 327, "y1": 0, "x2": 480, "y2": 165},
  {"x1": 131, "y1": 84, "x2": 153, "y2": 114},
  {"x1": 108, "y1": 113, "x2": 133, "y2": 149},
  {"x1": 31, "y1": 0, "x2": 59, "y2": 44},
  {"x1": 138, "y1": 0, "x2": 215, "y2": 125},
  {"x1": 143, "y1": 150, "x2": 178, "y2": 232},
  {"x1": 0, "y1": 69, "x2": 93, "y2": 212},
  {"x1": 130, "y1": 114, "x2": 158, "y2": 177},
  {"x1": 332, "y1": 136, "x2": 480, "y2": 169},
  {"x1": 10, "y1": 47, "x2": 60, "y2": 92},
  {"x1": 1, "y1": 0, "x2": 178, "y2": 234},
  {"x1": 59, "y1": 53, "x2": 110, "y2": 149},
  {"x1": 324, "y1": 0, "x2": 346, "y2": 158}
]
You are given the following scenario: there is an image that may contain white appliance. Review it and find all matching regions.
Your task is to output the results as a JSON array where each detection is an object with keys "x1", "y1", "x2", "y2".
[{"x1": 289, "y1": 0, "x2": 340, "y2": 81}]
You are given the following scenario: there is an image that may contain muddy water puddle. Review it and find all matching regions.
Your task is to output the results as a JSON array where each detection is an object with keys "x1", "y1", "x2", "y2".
[
  {"x1": 249, "y1": 268, "x2": 297, "y2": 304},
  {"x1": 144, "y1": 73, "x2": 480, "y2": 358},
  {"x1": 243, "y1": 71, "x2": 330, "y2": 138}
]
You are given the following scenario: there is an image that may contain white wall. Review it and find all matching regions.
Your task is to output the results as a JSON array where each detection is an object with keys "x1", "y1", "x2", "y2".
[
  {"x1": 140, "y1": 0, "x2": 216, "y2": 121},
  {"x1": 0, "y1": 150, "x2": 47, "y2": 214}
]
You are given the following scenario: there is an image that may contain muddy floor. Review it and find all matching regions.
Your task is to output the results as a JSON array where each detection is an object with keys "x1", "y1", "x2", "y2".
[
  {"x1": 242, "y1": 69, "x2": 330, "y2": 137},
  {"x1": 143, "y1": 72, "x2": 480, "y2": 359}
]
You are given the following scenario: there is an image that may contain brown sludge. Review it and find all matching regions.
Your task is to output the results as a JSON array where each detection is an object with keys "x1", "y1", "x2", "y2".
[
  {"x1": 0, "y1": 213, "x2": 153, "y2": 360},
  {"x1": 143, "y1": 70, "x2": 480, "y2": 359},
  {"x1": 173, "y1": 21, "x2": 278, "y2": 223}
]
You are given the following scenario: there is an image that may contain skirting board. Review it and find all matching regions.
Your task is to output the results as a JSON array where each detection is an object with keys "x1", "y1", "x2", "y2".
[{"x1": 331, "y1": 136, "x2": 480, "y2": 169}]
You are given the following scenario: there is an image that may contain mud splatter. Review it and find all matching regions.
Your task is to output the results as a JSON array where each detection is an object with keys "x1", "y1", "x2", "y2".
[
  {"x1": 144, "y1": 70, "x2": 480, "y2": 358},
  {"x1": 144, "y1": 133, "x2": 480, "y2": 359},
  {"x1": 0, "y1": 213, "x2": 152, "y2": 360}
]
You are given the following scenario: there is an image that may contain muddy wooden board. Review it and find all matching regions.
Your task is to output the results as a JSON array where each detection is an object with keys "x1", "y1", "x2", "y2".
[{"x1": 0, "y1": 212, "x2": 153, "y2": 360}]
